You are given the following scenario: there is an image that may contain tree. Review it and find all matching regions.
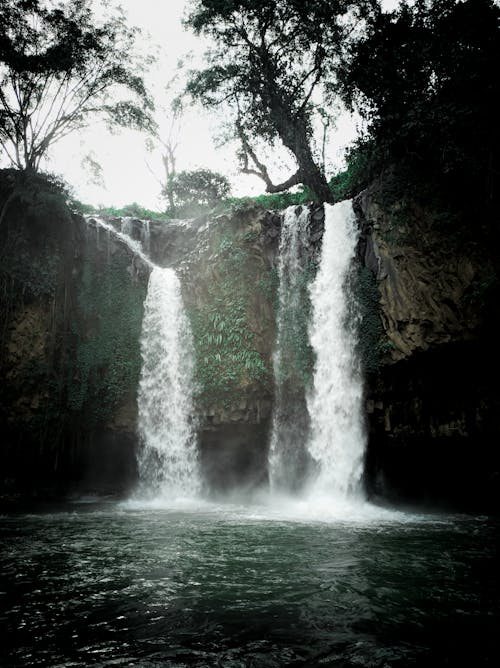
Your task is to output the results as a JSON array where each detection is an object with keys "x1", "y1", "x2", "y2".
[
  {"x1": 166, "y1": 168, "x2": 231, "y2": 215},
  {"x1": 145, "y1": 99, "x2": 183, "y2": 214},
  {"x1": 186, "y1": 0, "x2": 376, "y2": 203},
  {"x1": 0, "y1": 0, "x2": 154, "y2": 172},
  {"x1": 340, "y1": 0, "x2": 500, "y2": 204}
]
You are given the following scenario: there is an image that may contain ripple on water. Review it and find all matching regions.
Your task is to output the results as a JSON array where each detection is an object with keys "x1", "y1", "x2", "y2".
[{"x1": 0, "y1": 500, "x2": 498, "y2": 667}]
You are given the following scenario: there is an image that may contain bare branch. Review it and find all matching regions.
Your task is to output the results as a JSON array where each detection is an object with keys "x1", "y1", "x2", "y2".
[{"x1": 236, "y1": 115, "x2": 302, "y2": 193}]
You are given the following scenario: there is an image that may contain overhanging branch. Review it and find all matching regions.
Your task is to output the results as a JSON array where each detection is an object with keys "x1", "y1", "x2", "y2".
[{"x1": 236, "y1": 116, "x2": 303, "y2": 193}]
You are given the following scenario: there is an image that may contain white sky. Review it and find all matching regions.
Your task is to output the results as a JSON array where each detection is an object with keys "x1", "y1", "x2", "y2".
[{"x1": 46, "y1": 0, "x2": 399, "y2": 210}]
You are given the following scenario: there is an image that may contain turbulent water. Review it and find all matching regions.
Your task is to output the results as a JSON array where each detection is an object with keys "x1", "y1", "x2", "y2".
[
  {"x1": 307, "y1": 200, "x2": 365, "y2": 498},
  {"x1": 137, "y1": 266, "x2": 200, "y2": 498},
  {"x1": 270, "y1": 201, "x2": 365, "y2": 500},
  {"x1": 1, "y1": 503, "x2": 498, "y2": 667},
  {"x1": 269, "y1": 205, "x2": 312, "y2": 492},
  {"x1": 87, "y1": 216, "x2": 200, "y2": 499}
]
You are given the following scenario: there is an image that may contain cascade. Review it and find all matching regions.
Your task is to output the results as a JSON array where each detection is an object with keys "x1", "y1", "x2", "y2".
[
  {"x1": 88, "y1": 215, "x2": 199, "y2": 498},
  {"x1": 91, "y1": 216, "x2": 152, "y2": 267},
  {"x1": 306, "y1": 200, "x2": 365, "y2": 498},
  {"x1": 137, "y1": 266, "x2": 200, "y2": 498},
  {"x1": 269, "y1": 206, "x2": 313, "y2": 491}
]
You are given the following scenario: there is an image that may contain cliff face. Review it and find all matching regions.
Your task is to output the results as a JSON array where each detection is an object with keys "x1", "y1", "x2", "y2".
[
  {"x1": 1, "y1": 169, "x2": 497, "y2": 510},
  {"x1": 150, "y1": 207, "x2": 280, "y2": 492},
  {"x1": 0, "y1": 180, "x2": 149, "y2": 500},
  {"x1": 355, "y1": 183, "x2": 499, "y2": 510}
]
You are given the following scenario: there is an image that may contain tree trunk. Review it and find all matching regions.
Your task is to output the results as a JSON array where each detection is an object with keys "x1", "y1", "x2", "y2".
[{"x1": 271, "y1": 104, "x2": 334, "y2": 204}]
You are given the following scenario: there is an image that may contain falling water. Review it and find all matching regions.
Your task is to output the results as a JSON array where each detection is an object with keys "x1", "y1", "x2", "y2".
[
  {"x1": 306, "y1": 200, "x2": 365, "y2": 498},
  {"x1": 87, "y1": 215, "x2": 199, "y2": 499},
  {"x1": 91, "y1": 216, "x2": 152, "y2": 267},
  {"x1": 269, "y1": 206, "x2": 313, "y2": 491},
  {"x1": 137, "y1": 266, "x2": 200, "y2": 498}
]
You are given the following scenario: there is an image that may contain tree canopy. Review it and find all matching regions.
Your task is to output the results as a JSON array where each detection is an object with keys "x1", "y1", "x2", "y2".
[
  {"x1": 0, "y1": 0, "x2": 154, "y2": 172},
  {"x1": 340, "y1": 0, "x2": 500, "y2": 207},
  {"x1": 165, "y1": 168, "x2": 231, "y2": 215},
  {"x1": 186, "y1": 0, "x2": 376, "y2": 203}
]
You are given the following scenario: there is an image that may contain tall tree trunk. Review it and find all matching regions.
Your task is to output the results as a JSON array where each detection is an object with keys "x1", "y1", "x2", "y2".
[{"x1": 269, "y1": 98, "x2": 334, "y2": 204}]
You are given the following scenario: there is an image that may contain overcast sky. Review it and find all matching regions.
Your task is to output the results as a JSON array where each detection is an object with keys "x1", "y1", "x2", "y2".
[{"x1": 49, "y1": 0, "x2": 399, "y2": 210}]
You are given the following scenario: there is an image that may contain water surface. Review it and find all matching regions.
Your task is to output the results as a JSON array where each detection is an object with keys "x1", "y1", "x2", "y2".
[{"x1": 1, "y1": 500, "x2": 498, "y2": 666}]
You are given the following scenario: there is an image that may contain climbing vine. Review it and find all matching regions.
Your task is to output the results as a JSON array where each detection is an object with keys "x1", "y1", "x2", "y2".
[{"x1": 274, "y1": 259, "x2": 316, "y2": 390}]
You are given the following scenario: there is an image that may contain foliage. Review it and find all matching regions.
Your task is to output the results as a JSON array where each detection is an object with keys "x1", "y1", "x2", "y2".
[
  {"x1": 165, "y1": 168, "x2": 231, "y2": 216},
  {"x1": 275, "y1": 261, "x2": 316, "y2": 389},
  {"x1": 189, "y1": 228, "x2": 271, "y2": 408},
  {"x1": 67, "y1": 252, "x2": 145, "y2": 424},
  {"x1": 74, "y1": 201, "x2": 170, "y2": 221},
  {"x1": 329, "y1": 142, "x2": 380, "y2": 202},
  {"x1": 0, "y1": 0, "x2": 154, "y2": 171},
  {"x1": 218, "y1": 186, "x2": 314, "y2": 213},
  {"x1": 186, "y1": 0, "x2": 376, "y2": 202},
  {"x1": 340, "y1": 0, "x2": 500, "y2": 218},
  {"x1": 0, "y1": 167, "x2": 72, "y2": 227},
  {"x1": 0, "y1": 169, "x2": 147, "y2": 467}
]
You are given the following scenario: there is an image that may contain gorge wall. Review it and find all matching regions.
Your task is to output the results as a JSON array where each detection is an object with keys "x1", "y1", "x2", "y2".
[
  {"x1": 0, "y1": 174, "x2": 149, "y2": 500},
  {"x1": 0, "y1": 171, "x2": 498, "y2": 510},
  {"x1": 356, "y1": 181, "x2": 499, "y2": 510}
]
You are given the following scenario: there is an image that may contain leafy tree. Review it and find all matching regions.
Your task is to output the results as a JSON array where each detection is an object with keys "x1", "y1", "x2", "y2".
[
  {"x1": 186, "y1": 0, "x2": 376, "y2": 203},
  {"x1": 0, "y1": 0, "x2": 154, "y2": 172},
  {"x1": 166, "y1": 168, "x2": 231, "y2": 215},
  {"x1": 340, "y1": 0, "x2": 500, "y2": 207}
]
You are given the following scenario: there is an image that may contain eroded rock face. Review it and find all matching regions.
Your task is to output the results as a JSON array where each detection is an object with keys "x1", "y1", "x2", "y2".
[
  {"x1": 0, "y1": 204, "x2": 148, "y2": 500},
  {"x1": 355, "y1": 183, "x2": 499, "y2": 510},
  {"x1": 355, "y1": 188, "x2": 486, "y2": 361}
]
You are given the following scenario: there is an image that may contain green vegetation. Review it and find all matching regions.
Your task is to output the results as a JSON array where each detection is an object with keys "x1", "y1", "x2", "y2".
[
  {"x1": 189, "y1": 227, "x2": 272, "y2": 409},
  {"x1": 0, "y1": 169, "x2": 147, "y2": 457},
  {"x1": 165, "y1": 168, "x2": 231, "y2": 217},
  {"x1": 78, "y1": 202, "x2": 170, "y2": 222},
  {"x1": 66, "y1": 253, "x2": 145, "y2": 424},
  {"x1": 340, "y1": 0, "x2": 500, "y2": 232},
  {"x1": 0, "y1": 0, "x2": 153, "y2": 172},
  {"x1": 186, "y1": 0, "x2": 375, "y2": 202},
  {"x1": 274, "y1": 261, "x2": 316, "y2": 390}
]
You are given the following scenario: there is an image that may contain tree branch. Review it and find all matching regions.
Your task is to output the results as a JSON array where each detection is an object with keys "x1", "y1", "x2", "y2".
[{"x1": 236, "y1": 116, "x2": 302, "y2": 193}]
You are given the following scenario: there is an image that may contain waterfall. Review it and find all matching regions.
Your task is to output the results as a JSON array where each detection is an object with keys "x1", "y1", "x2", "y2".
[
  {"x1": 137, "y1": 266, "x2": 200, "y2": 498},
  {"x1": 306, "y1": 200, "x2": 365, "y2": 498},
  {"x1": 269, "y1": 206, "x2": 313, "y2": 492},
  {"x1": 91, "y1": 216, "x2": 152, "y2": 267},
  {"x1": 87, "y1": 215, "x2": 199, "y2": 499}
]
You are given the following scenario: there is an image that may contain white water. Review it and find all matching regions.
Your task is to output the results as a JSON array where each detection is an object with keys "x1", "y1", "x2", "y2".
[
  {"x1": 137, "y1": 266, "x2": 200, "y2": 498},
  {"x1": 90, "y1": 204, "x2": 365, "y2": 509},
  {"x1": 306, "y1": 200, "x2": 365, "y2": 499},
  {"x1": 91, "y1": 216, "x2": 152, "y2": 267},
  {"x1": 269, "y1": 206, "x2": 311, "y2": 491},
  {"x1": 87, "y1": 215, "x2": 200, "y2": 499}
]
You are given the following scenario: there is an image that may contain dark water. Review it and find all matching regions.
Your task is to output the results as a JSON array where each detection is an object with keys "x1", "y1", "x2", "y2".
[{"x1": 1, "y1": 499, "x2": 498, "y2": 667}]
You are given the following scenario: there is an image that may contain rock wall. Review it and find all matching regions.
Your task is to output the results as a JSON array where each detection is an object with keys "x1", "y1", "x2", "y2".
[
  {"x1": 153, "y1": 207, "x2": 279, "y2": 492},
  {"x1": 1, "y1": 170, "x2": 497, "y2": 510},
  {"x1": 0, "y1": 185, "x2": 149, "y2": 501},
  {"x1": 355, "y1": 182, "x2": 500, "y2": 510}
]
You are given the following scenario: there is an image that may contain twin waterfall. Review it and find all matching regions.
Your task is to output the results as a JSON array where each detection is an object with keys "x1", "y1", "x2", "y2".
[{"x1": 100, "y1": 201, "x2": 365, "y2": 503}]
